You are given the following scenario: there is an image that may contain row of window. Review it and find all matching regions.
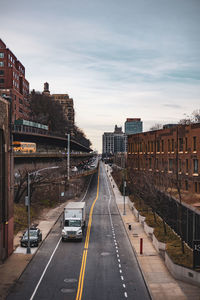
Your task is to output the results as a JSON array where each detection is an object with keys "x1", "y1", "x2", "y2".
[
  {"x1": 131, "y1": 158, "x2": 199, "y2": 174},
  {"x1": 129, "y1": 136, "x2": 198, "y2": 153}
]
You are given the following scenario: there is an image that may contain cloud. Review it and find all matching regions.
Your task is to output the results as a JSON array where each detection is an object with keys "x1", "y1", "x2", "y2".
[{"x1": 0, "y1": 0, "x2": 200, "y2": 152}]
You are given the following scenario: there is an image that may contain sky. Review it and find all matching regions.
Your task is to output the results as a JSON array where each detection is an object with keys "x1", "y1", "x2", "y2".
[{"x1": 0, "y1": 0, "x2": 200, "y2": 152}]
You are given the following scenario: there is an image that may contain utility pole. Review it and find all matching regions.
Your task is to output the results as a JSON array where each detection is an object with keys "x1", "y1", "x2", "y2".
[
  {"x1": 26, "y1": 166, "x2": 59, "y2": 254},
  {"x1": 67, "y1": 133, "x2": 70, "y2": 180}
]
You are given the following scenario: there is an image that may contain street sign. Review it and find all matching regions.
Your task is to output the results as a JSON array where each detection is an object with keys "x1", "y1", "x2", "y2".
[
  {"x1": 193, "y1": 240, "x2": 200, "y2": 269},
  {"x1": 25, "y1": 196, "x2": 29, "y2": 206}
]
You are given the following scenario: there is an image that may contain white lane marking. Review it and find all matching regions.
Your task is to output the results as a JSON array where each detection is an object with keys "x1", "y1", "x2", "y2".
[
  {"x1": 30, "y1": 237, "x2": 61, "y2": 300},
  {"x1": 81, "y1": 174, "x2": 93, "y2": 201},
  {"x1": 104, "y1": 165, "x2": 128, "y2": 299}
]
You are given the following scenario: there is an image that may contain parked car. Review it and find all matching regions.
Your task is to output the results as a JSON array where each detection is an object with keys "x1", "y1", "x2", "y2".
[
  {"x1": 20, "y1": 227, "x2": 42, "y2": 247},
  {"x1": 71, "y1": 166, "x2": 78, "y2": 172}
]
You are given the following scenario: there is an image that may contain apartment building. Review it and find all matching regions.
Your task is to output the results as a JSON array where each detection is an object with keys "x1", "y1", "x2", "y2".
[
  {"x1": 127, "y1": 123, "x2": 200, "y2": 194},
  {"x1": 42, "y1": 82, "x2": 75, "y2": 127},
  {"x1": 102, "y1": 125, "x2": 126, "y2": 155},
  {"x1": 125, "y1": 118, "x2": 143, "y2": 135},
  {"x1": 0, "y1": 39, "x2": 30, "y2": 122},
  {"x1": 0, "y1": 96, "x2": 13, "y2": 261}
]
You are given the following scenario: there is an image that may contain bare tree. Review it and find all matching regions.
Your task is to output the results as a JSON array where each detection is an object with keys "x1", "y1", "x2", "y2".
[{"x1": 149, "y1": 123, "x2": 163, "y2": 131}]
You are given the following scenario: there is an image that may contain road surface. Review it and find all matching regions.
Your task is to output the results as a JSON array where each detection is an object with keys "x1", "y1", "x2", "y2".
[{"x1": 7, "y1": 162, "x2": 151, "y2": 300}]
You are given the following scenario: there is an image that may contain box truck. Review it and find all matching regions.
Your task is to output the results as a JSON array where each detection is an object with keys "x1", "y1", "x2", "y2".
[{"x1": 62, "y1": 202, "x2": 86, "y2": 241}]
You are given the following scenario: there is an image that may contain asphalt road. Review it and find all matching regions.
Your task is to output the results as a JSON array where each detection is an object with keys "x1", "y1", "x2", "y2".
[{"x1": 7, "y1": 162, "x2": 151, "y2": 300}]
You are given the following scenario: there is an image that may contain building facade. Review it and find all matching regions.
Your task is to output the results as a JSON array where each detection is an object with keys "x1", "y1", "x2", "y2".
[
  {"x1": 102, "y1": 125, "x2": 126, "y2": 155},
  {"x1": 127, "y1": 124, "x2": 200, "y2": 194},
  {"x1": 0, "y1": 39, "x2": 30, "y2": 122},
  {"x1": 52, "y1": 94, "x2": 74, "y2": 127},
  {"x1": 0, "y1": 96, "x2": 13, "y2": 262},
  {"x1": 42, "y1": 82, "x2": 75, "y2": 127},
  {"x1": 125, "y1": 118, "x2": 143, "y2": 135}
]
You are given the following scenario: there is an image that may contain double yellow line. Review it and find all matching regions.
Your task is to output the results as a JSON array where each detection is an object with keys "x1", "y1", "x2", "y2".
[{"x1": 76, "y1": 167, "x2": 100, "y2": 300}]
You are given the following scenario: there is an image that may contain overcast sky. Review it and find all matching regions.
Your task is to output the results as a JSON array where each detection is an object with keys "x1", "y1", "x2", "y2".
[{"x1": 0, "y1": 0, "x2": 200, "y2": 152}]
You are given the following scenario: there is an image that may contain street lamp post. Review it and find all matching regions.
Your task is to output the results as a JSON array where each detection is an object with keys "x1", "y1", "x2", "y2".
[
  {"x1": 26, "y1": 166, "x2": 59, "y2": 254},
  {"x1": 67, "y1": 134, "x2": 70, "y2": 180},
  {"x1": 123, "y1": 179, "x2": 126, "y2": 215},
  {"x1": 123, "y1": 150, "x2": 126, "y2": 215}
]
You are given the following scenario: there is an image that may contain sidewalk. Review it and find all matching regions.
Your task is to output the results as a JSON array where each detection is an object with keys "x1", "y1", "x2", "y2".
[{"x1": 106, "y1": 165, "x2": 200, "y2": 300}]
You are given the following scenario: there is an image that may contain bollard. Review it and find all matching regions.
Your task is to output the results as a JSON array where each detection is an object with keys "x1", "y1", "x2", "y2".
[
  {"x1": 140, "y1": 238, "x2": 143, "y2": 254},
  {"x1": 113, "y1": 185, "x2": 114, "y2": 188},
  {"x1": 128, "y1": 224, "x2": 131, "y2": 230}
]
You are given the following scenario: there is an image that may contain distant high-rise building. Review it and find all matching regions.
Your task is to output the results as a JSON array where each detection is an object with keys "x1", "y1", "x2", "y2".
[
  {"x1": 102, "y1": 125, "x2": 126, "y2": 155},
  {"x1": 0, "y1": 39, "x2": 30, "y2": 121},
  {"x1": 125, "y1": 118, "x2": 143, "y2": 135}
]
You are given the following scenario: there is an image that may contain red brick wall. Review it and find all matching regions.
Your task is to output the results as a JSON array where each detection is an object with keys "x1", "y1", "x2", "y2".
[{"x1": 128, "y1": 124, "x2": 200, "y2": 194}]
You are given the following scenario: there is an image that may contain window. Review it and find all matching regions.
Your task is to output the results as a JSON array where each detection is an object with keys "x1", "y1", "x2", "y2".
[
  {"x1": 168, "y1": 139, "x2": 170, "y2": 152},
  {"x1": 148, "y1": 141, "x2": 150, "y2": 152},
  {"x1": 162, "y1": 158, "x2": 164, "y2": 169},
  {"x1": 178, "y1": 159, "x2": 182, "y2": 172},
  {"x1": 179, "y1": 138, "x2": 183, "y2": 152},
  {"x1": 195, "y1": 182, "x2": 198, "y2": 193},
  {"x1": 161, "y1": 140, "x2": 164, "y2": 152},
  {"x1": 172, "y1": 139, "x2": 174, "y2": 152},
  {"x1": 149, "y1": 158, "x2": 152, "y2": 169},
  {"x1": 151, "y1": 141, "x2": 153, "y2": 152},
  {"x1": 185, "y1": 180, "x2": 188, "y2": 191},
  {"x1": 0, "y1": 78, "x2": 4, "y2": 83},
  {"x1": 193, "y1": 136, "x2": 197, "y2": 151},
  {"x1": 186, "y1": 159, "x2": 189, "y2": 173},
  {"x1": 185, "y1": 137, "x2": 188, "y2": 152},
  {"x1": 193, "y1": 159, "x2": 198, "y2": 174},
  {"x1": 156, "y1": 158, "x2": 159, "y2": 169},
  {"x1": 156, "y1": 140, "x2": 160, "y2": 152},
  {"x1": 0, "y1": 70, "x2": 4, "y2": 75},
  {"x1": 169, "y1": 159, "x2": 173, "y2": 171},
  {"x1": 0, "y1": 61, "x2": 4, "y2": 67},
  {"x1": 0, "y1": 52, "x2": 4, "y2": 58}
]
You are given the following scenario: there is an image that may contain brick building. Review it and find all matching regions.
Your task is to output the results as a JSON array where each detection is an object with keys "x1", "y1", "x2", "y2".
[
  {"x1": 127, "y1": 124, "x2": 200, "y2": 195},
  {"x1": 0, "y1": 39, "x2": 30, "y2": 122},
  {"x1": 0, "y1": 96, "x2": 13, "y2": 262}
]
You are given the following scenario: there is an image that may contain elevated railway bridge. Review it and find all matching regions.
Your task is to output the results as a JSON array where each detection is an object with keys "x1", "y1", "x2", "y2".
[{"x1": 12, "y1": 125, "x2": 94, "y2": 174}]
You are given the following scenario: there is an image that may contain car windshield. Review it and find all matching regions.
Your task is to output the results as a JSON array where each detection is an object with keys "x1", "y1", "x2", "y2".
[
  {"x1": 64, "y1": 220, "x2": 81, "y2": 227},
  {"x1": 24, "y1": 230, "x2": 37, "y2": 237}
]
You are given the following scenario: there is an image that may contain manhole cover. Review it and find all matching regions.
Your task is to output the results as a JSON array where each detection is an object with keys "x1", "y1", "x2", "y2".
[
  {"x1": 64, "y1": 278, "x2": 77, "y2": 283},
  {"x1": 101, "y1": 252, "x2": 110, "y2": 256},
  {"x1": 61, "y1": 288, "x2": 75, "y2": 293}
]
